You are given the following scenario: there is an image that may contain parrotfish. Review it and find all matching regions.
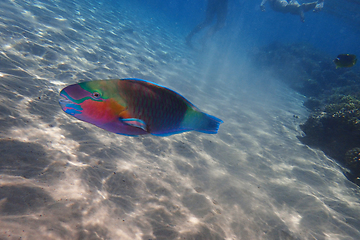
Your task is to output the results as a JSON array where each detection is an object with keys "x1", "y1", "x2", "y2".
[
  {"x1": 334, "y1": 54, "x2": 357, "y2": 69},
  {"x1": 59, "y1": 78, "x2": 223, "y2": 136}
]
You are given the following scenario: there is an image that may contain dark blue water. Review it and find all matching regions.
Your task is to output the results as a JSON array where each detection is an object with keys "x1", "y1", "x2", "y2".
[{"x1": 134, "y1": 0, "x2": 360, "y2": 56}]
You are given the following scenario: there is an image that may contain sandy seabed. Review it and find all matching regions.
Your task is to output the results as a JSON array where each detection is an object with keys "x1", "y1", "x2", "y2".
[{"x1": 0, "y1": 0, "x2": 359, "y2": 239}]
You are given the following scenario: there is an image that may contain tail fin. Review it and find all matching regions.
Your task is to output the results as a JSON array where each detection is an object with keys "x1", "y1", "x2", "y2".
[{"x1": 195, "y1": 112, "x2": 223, "y2": 134}]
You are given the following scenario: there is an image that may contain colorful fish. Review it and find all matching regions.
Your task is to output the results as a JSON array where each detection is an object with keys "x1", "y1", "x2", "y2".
[
  {"x1": 334, "y1": 54, "x2": 357, "y2": 69},
  {"x1": 59, "y1": 78, "x2": 223, "y2": 136}
]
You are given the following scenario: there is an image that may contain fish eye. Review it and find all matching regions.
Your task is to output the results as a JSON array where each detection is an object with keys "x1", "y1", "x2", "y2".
[{"x1": 92, "y1": 92, "x2": 101, "y2": 99}]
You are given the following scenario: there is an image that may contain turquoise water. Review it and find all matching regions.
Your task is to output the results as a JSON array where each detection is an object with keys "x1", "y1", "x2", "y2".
[{"x1": 0, "y1": 0, "x2": 359, "y2": 239}]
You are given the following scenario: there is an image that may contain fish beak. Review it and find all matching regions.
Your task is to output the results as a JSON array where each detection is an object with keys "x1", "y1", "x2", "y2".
[
  {"x1": 59, "y1": 90, "x2": 82, "y2": 115},
  {"x1": 59, "y1": 97, "x2": 73, "y2": 106},
  {"x1": 59, "y1": 89, "x2": 72, "y2": 107},
  {"x1": 59, "y1": 95, "x2": 74, "y2": 110}
]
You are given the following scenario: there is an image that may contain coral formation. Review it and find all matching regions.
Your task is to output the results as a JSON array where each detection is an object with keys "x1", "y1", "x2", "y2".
[
  {"x1": 251, "y1": 42, "x2": 360, "y2": 185},
  {"x1": 345, "y1": 148, "x2": 360, "y2": 184}
]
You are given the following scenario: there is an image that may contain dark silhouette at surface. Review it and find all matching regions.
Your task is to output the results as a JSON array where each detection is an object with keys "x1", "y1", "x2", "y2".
[
  {"x1": 260, "y1": 0, "x2": 324, "y2": 22},
  {"x1": 186, "y1": 0, "x2": 228, "y2": 46}
]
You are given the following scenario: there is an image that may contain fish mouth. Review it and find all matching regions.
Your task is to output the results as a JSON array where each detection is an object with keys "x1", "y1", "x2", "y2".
[
  {"x1": 59, "y1": 87, "x2": 74, "y2": 105},
  {"x1": 59, "y1": 93, "x2": 73, "y2": 107},
  {"x1": 59, "y1": 98, "x2": 73, "y2": 105},
  {"x1": 59, "y1": 93, "x2": 82, "y2": 115}
]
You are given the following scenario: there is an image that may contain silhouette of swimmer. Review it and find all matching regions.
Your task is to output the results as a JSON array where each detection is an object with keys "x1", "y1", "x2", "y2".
[
  {"x1": 186, "y1": 0, "x2": 228, "y2": 46},
  {"x1": 260, "y1": 0, "x2": 324, "y2": 22}
]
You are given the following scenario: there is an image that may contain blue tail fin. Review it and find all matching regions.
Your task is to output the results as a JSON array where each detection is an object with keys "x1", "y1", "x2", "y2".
[{"x1": 196, "y1": 113, "x2": 223, "y2": 134}]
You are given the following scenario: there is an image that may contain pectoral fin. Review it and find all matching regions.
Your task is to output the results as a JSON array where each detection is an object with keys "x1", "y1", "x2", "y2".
[{"x1": 120, "y1": 118, "x2": 147, "y2": 131}]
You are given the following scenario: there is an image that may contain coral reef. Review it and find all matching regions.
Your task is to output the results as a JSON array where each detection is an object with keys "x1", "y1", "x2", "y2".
[
  {"x1": 300, "y1": 94, "x2": 360, "y2": 184},
  {"x1": 251, "y1": 42, "x2": 360, "y2": 185},
  {"x1": 345, "y1": 148, "x2": 360, "y2": 184}
]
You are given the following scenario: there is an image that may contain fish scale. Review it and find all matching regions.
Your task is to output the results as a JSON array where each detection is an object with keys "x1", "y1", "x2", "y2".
[{"x1": 123, "y1": 81, "x2": 187, "y2": 132}]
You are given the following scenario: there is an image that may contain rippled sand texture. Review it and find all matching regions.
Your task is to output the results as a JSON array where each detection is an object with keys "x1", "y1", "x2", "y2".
[{"x1": 0, "y1": 0, "x2": 360, "y2": 239}]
